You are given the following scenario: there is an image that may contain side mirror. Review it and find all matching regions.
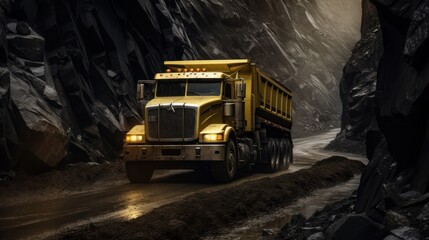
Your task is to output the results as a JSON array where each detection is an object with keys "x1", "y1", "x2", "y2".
[{"x1": 137, "y1": 80, "x2": 145, "y2": 101}]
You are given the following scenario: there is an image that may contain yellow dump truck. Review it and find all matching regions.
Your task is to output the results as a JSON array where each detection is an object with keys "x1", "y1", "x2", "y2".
[{"x1": 123, "y1": 59, "x2": 293, "y2": 182}]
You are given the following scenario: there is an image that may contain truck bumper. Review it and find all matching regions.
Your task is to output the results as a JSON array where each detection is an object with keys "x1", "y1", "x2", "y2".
[{"x1": 123, "y1": 144, "x2": 226, "y2": 162}]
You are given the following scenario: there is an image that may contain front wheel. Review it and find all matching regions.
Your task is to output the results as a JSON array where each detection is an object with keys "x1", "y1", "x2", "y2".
[
  {"x1": 211, "y1": 139, "x2": 237, "y2": 183},
  {"x1": 125, "y1": 161, "x2": 154, "y2": 183}
]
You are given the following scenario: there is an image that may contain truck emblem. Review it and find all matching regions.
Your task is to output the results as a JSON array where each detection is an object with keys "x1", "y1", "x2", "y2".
[{"x1": 167, "y1": 103, "x2": 175, "y2": 113}]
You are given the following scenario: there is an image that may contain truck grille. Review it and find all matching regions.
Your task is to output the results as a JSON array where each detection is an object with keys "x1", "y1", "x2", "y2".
[{"x1": 147, "y1": 106, "x2": 197, "y2": 141}]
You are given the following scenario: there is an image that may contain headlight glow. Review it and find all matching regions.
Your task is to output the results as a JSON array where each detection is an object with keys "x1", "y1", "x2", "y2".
[
  {"x1": 125, "y1": 135, "x2": 144, "y2": 143},
  {"x1": 203, "y1": 133, "x2": 223, "y2": 142}
]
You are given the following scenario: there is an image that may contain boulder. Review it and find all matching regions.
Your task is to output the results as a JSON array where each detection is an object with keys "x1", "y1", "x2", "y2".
[
  {"x1": 417, "y1": 203, "x2": 429, "y2": 221},
  {"x1": 307, "y1": 232, "x2": 323, "y2": 240},
  {"x1": 6, "y1": 25, "x2": 44, "y2": 62},
  {"x1": 325, "y1": 213, "x2": 387, "y2": 240},
  {"x1": 9, "y1": 68, "x2": 67, "y2": 173},
  {"x1": 384, "y1": 227, "x2": 422, "y2": 240},
  {"x1": 355, "y1": 138, "x2": 393, "y2": 212},
  {"x1": 17, "y1": 57, "x2": 45, "y2": 77},
  {"x1": 6, "y1": 22, "x2": 17, "y2": 34},
  {"x1": 16, "y1": 22, "x2": 31, "y2": 35},
  {"x1": 384, "y1": 211, "x2": 409, "y2": 231}
]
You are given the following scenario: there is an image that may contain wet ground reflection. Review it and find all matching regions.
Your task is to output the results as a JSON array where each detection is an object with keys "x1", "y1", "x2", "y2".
[{"x1": 204, "y1": 175, "x2": 361, "y2": 240}]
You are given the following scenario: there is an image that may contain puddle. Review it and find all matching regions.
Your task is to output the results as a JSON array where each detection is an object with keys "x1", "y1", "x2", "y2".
[{"x1": 204, "y1": 175, "x2": 361, "y2": 240}]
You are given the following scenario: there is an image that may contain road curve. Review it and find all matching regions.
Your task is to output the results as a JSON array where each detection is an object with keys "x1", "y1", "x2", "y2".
[{"x1": 0, "y1": 128, "x2": 366, "y2": 240}]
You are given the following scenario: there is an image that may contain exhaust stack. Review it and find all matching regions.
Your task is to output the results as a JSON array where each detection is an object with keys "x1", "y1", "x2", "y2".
[{"x1": 235, "y1": 79, "x2": 246, "y2": 130}]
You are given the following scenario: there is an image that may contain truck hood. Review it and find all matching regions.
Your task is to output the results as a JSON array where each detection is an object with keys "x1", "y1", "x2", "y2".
[{"x1": 146, "y1": 96, "x2": 221, "y2": 108}]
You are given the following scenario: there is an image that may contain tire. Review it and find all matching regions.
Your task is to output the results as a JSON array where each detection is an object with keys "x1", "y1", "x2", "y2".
[
  {"x1": 279, "y1": 139, "x2": 287, "y2": 170},
  {"x1": 211, "y1": 139, "x2": 237, "y2": 183},
  {"x1": 125, "y1": 161, "x2": 154, "y2": 183},
  {"x1": 285, "y1": 138, "x2": 293, "y2": 168},
  {"x1": 279, "y1": 139, "x2": 291, "y2": 170},
  {"x1": 267, "y1": 138, "x2": 280, "y2": 172}
]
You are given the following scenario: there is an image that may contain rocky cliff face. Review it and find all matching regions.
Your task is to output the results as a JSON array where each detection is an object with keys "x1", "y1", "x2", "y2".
[
  {"x1": 358, "y1": 0, "x2": 429, "y2": 205},
  {"x1": 330, "y1": 0, "x2": 429, "y2": 233},
  {"x1": 0, "y1": 0, "x2": 360, "y2": 175},
  {"x1": 322, "y1": 1, "x2": 429, "y2": 237},
  {"x1": 326, "y1": 0, "x2": 382, "y2": 154}
]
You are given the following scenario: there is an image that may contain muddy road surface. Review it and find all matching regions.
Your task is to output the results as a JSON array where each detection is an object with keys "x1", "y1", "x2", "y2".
[{"x1": 0, "y1": 128, "x2": 365, "y2": 239}]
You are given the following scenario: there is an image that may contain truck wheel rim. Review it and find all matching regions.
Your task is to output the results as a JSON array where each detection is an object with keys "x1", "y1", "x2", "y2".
[{"x1": 227, "y1": 144, "x2": 236, "y2": 176}]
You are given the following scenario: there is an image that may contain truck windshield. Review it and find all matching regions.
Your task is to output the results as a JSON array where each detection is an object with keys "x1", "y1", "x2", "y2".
[
  {"x1": 156, "y1": 80, "x2": 186, "y2": 97},
  {"x1": 156, "y1": 79, "x2": 221, "y2": 97}
]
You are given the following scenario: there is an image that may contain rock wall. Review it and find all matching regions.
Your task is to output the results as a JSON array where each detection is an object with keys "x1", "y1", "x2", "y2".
[
  {"x1": 332, "y1": 0, "x2": 429, "y2": 214},
  {"x1": 1, "y1": 0, "x2": 196, "y2": 174},
  {"x1": 322, "y1": 1, "x2": 429, "y2": 237},
  {"x1": 0, "y1": 0, "x2": 361, "y2": 175},
  {"x1": 326, "y1": 0, "x2": 382, "y2": 154},
  {"x1": 362, "y1": 0, "x2": 429, "y2": 198}
]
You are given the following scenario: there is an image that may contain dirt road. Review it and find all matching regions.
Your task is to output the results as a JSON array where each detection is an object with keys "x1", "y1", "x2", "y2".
[{"x1": 0, "y1": 128, "x2": 366, "y2": 239}]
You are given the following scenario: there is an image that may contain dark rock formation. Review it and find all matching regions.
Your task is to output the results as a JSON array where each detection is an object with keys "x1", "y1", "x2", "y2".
[
  {"x1": 0, "y1": 0, "x2": 361, "y2": 174},
  {"x1": 326, "y1": 26, "x2": 382, "y2": 154},
  {"x1": 374, "y1": 0, "x2": 429, "y2": 193},
  {"x1": 324, "y1": 213, "x2": 386, "y2": 240},
  {"x1": 331, "y1": 0, "x2": 429, "y2": 205},
  {"x1": 275, "y1": 191, "x2": 429, "y2": 239},
  {"x1": 326, "y1": 0, "x2": 382, "y2": 154},
  {"x1": 1, "y1": 0, "x2": 196, "y2": 174},
  {"x1": 327, "y1": 0, "x2": 429, "y2": 237},
  {"x1": 356, "y1": 0, "x2": 429, "y2": 210}
]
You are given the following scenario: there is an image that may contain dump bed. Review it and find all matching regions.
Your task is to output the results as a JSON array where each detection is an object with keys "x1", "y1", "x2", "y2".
[
  {"x1": 253, "y1": 67, "x2": 293, "y2": 131},
  {"x1": 164, "y1": 59, "x2": 292, "y2": 132}
]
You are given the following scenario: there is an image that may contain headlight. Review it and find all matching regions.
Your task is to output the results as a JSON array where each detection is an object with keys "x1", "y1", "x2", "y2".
[
  {"x1": 125, "y1": 135, "x2": 144, "y2": 143},
  {"x1": 203, "y1": 133, "x2": 223, "y2": 142}
]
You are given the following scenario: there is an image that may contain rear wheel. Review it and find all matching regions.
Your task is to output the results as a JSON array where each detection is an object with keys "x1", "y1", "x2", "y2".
[
  {"x1": 267, "y1": 138, "x2": 280, "y2": 172},
  {"x1": 125, "y1": 161, "x2": 154, "y2": 183},
  {"x1": 279, "y1": 139, "x2": 287, "y2": 170},
  {"x1": 285, "y1": 138, "x2": 293, "y2": 168},
  {"x1": 279, "y1": 139, "x2": 291, "y2": 170},
  {"x1": 211, "y1": 139, "x2": 237, "y2": 183}
]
